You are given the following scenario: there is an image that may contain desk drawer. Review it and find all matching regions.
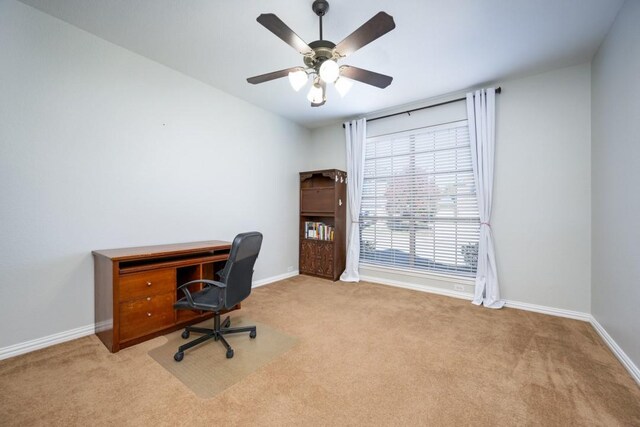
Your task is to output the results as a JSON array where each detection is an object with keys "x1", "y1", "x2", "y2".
[
  {"x1": 119, "y1": 268, "x2": 175, "y2": 302},
  {"x1": 119, "y1": 292, "x2": 175, "y2": 341}
]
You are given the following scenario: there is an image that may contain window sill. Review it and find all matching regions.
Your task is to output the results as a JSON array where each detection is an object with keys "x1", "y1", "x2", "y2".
[{"x1": 358, "y1": 263, "x2": 475, "y2": 286}]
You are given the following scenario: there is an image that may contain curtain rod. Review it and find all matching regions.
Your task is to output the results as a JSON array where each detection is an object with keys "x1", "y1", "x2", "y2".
[{"x1": 343, "y1": 87, "x2": 502, "y2": 128}]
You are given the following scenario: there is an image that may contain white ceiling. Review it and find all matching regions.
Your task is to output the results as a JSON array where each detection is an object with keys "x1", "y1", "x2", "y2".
[{"x1": 19, "y1": 0, "x2": 623, "y2": 129}]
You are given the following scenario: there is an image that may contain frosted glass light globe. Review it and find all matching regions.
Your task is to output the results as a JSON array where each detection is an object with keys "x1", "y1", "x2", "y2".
[
  {"x1": 334, "y1": 77, "x2": 353, "y2": 97},
  {"x1": 319, "y1": 60, "x2": 339, "y2": 83},
  {"x1": 288, "y1": 69, "x2": 308, "y2": 91},
  {"x1": 307, "y1": 83, "x2": 324, "y2": 104}
]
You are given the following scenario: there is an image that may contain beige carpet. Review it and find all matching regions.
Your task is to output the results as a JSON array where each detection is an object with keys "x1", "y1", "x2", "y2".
[
  {"x1": 148, "y1": 317, "x2": 297, "y2": 398},
  {"x1": 1, "y1": 275, "x2": 639, "y2": 426}
]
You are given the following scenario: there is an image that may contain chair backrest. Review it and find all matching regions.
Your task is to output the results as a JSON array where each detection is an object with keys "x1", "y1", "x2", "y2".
[{"x1": 220, "y1": 232, "x2": 263, "y2": 308}]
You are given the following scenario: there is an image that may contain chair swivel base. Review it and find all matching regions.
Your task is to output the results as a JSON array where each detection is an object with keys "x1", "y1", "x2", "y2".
[{"x1": 173, "y1": 314, "x2": 256, "y2": 362}]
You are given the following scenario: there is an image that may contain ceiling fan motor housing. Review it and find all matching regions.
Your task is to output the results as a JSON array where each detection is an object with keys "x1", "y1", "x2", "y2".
[{"x1": 304, "y1": 40, "x2": 336, "y2": 69}]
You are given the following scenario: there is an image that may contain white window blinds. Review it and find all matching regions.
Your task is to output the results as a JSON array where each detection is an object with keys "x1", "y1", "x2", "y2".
[{"x1": 359, "y1": 120, "x2": 480, "y2": 277}]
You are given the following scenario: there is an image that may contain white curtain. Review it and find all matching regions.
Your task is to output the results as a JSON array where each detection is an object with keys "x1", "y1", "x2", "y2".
[
  {"x1": 467, "y1": 88, "x2": 504, "y2": 308},
  {"x1": 340, "y1": 118, "x2": 366, "y2": 282}
]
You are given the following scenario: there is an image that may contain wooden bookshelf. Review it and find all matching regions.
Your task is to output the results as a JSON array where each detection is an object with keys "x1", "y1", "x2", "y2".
[{"x1": 299, "y1": 169, "x2": 346, "y2": 281}]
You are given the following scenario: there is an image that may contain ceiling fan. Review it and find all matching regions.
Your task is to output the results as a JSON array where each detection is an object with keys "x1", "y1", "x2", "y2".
[{"x1": 247, "y1": 0, "x2": 395, "y2": 107}]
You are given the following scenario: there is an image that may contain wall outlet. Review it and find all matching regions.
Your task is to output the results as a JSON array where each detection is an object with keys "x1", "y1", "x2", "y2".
[
  {"x1": 454, "y1": 284, "x2": 465, "y2": 292},
  {"x1": 287, "y1": 266, "x2": 294, "y2": 272}
]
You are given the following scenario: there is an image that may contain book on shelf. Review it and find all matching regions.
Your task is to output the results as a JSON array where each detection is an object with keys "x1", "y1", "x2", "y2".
[{"x1": 304, "y1": 221, "x2": 334, "y2": 241}]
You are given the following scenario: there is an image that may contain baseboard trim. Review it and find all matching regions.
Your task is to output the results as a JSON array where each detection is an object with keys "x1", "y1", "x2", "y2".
[
  {"x1": 0, "y1": 324, "x2": 95, "y2": 361},
  {"x1": 253, "y1": 270, "x2": 299, "y2": 288},
  {"x1": 360, "y1": 274, "x2": 475, "y2": 301},
  {"x1": 360, "y1": 274, "x2": 591, "y2": 321},
  {"x1": 589, "y1": 316, "x2": 640, "y2": 386},
  {"x1": 503, "y1": 300, "x2": 591, "y2": 322}
]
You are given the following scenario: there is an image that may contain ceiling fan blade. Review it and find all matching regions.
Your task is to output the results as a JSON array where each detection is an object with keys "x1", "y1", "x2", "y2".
[
  {"x1": 257, "y1": 14, "x2": 313, "y2": 55},
  {"x1": 247, "y1": 67, "x2": 300, "y2": 84},
  {"x1": 340, "y1": 66, "x2": 393, "y2": 89},
  {"x1": 335, "y1": 12, "x2": 395, "y2": 57}
]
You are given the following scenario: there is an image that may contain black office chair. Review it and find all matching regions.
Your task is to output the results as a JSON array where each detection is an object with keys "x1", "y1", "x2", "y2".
[{"x1": 173, "y1": 232, "x2": 263, "y2": 361}]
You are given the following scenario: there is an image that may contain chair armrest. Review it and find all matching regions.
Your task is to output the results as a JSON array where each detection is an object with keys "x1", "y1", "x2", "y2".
[{"x1": 176, "y1": 280, "x2": 227, "y2": 306}]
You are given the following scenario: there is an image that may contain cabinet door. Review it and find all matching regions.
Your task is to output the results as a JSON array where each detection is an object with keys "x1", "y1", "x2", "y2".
[
  {"x1": 301, "y1": 240, "x2": 335, "y2": 278},
  {"x1": 300, "y1": 240, "x2": 317, "y2": 274},
  {"x1": 316, "y1": 243, "x2": 334, "y2": 278},
  {"x1": 301, "y1": 188, "x2": 334, "y2": 213}
]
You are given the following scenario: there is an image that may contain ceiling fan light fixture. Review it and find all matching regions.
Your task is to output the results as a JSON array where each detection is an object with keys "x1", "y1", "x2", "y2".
[
  {"x1": 288, "y1": 68, "x2": 308, "y2": 91},
  {"x1": 334, "y1": 77, "x2": 353, "y2": 97},
  {"x1": 247, "y1": 1, "x2": 396, "y2": 107},
  {"x1": 307, "y1": 81, "x2": 325, "y2": 104},
  {"x1": 319, "y1": 59, "x2": 340, "y2": 83}
]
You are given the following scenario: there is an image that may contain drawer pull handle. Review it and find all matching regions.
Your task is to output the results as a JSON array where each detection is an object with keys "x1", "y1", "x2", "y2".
[
  {"x1": 147, "y1": 297, "x2": 151, "y2": 301},
  {"x1": 147, "y1": 312, "x2": 152, "y2": 317},
  {"x1": 146, "y1": 281, "x2": 152, "y2": 287}
]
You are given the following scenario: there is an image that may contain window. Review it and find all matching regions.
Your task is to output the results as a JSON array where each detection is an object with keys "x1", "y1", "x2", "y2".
[{"x1": 359, "y1": 120, "x2": 480, "y2": 277}]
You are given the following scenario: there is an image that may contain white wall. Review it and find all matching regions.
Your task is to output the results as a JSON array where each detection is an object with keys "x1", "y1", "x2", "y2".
[
  {"x1": 0, "y1": 0, "x2": 309, "y2": 349},
  {"x1": 494, "y1": 63, "x2": 591, "y2": 312},
  {"x1": 307, "y1": 124, "x2": 346, "y2": 172},
  {"x1": 591, "y1": 0, "x2": 640, "y2": 368},
  {"x1": 308, "y1": 63, "x2": 592, "y2": 313}
]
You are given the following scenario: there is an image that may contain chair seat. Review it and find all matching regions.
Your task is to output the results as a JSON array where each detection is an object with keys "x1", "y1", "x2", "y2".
[{"x1": 174, "y1": 285, "x2": 224, "y2": 311}]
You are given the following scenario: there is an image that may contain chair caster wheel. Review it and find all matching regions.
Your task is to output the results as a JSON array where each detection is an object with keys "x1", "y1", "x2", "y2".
[
  {"x1": 226, "y1": 349, "x2": 234, "y2": 359},
  {"x1": 174, "y1": 352, "x2": 184, "y2": 362},
  {"x1": 181, "y1": 330, "x2": 190, "y2": 339},
  {"x1": 249, "y1": 330, "x2": 256, "y2": 339}
]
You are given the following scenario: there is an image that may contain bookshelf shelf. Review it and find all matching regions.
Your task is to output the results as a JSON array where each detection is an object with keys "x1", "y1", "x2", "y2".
[{"x1": 299, "y1": 169, "x2": 346, "y2": 281}]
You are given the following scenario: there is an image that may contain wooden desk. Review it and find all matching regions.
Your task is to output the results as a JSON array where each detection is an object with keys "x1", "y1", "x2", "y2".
[{"x1": 93, "y1": 240, "x2": 236, "y2": 353}]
